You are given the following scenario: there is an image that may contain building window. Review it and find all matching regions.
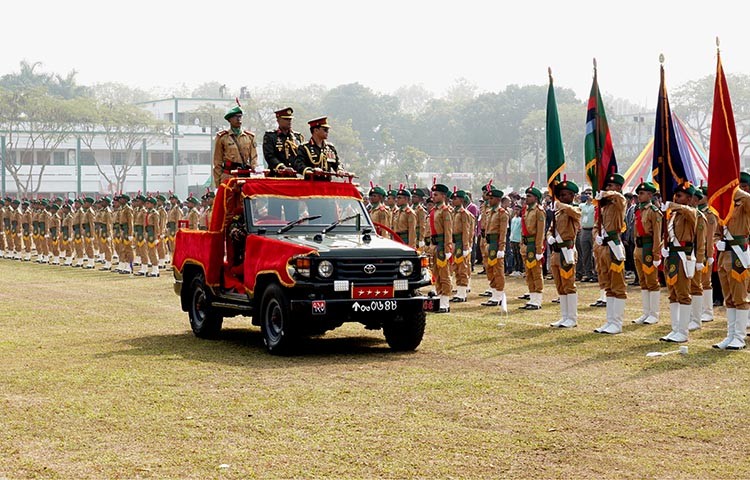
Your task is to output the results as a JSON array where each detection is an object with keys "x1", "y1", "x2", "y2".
[
  {"x1": 149, "y1": 152, "x2": 171, "y2": 166},
  {"x1": 36, "y1": 151, "x2": 51, "y2": 165},
  {"x1": 80, "y1": 152, "x2": 96, "y2": 165},
  {"x1": 52, "y1": 151, "x2": 66, "y2": 166}
]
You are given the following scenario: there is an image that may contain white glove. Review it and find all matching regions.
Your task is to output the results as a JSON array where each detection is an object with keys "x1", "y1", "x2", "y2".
[
  {"x1": 547, "y1": 236, "x2": 555, "y2": 245},
  {"x1": 708, "y1": 257, "x2": 715, "y2": 266},
  {"x1": 653, "y1": 259, "x2": 661, "y2": 268},
  {"x1": 595, "y1": 191, "x2": 603, "y2": 201},
  {"x1": 661, "y1": 201, "x2": 671, "y2": 212},
  {"x1": 661, "y1": 247, "x2": 669, "y2": 259},
  {"x1": 595, "y1": 235, "x2": 603, "y2": 246},
  {"x1": 535, "y1": 253, "x2": 544, "y2": 261},
  {"x1": 716, "y1": 241, "x2": 726, "y2": 252},
  {"x1": 498, "y1": 250, "x2": 505, "y2": 259},
  {"x1": 128, "y1": 236, "x2": 133, "y2": 242},
  {"x1": 462, "y1": 249, "x2": 470, "y2": 258},
  {"x1": 696, "y1": 262, "x2": 704, "y2": 271},
  {"x1": 418, "y1": 241, "x2": 425, "y2": 248},
  {"x1": 445, "y1": 252, "x2": 452, "y2": 261}
]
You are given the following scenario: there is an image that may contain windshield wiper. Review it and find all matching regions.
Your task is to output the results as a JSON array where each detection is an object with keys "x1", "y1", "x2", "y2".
[
  {"x1": 322, "y1": 213, "x2": 360, "y2": 235},
  {"x1": 277, "y1": 215, "x2": 322, "y2": 234}
]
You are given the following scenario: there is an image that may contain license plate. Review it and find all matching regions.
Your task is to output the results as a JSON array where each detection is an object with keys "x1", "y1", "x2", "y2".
[
  {"x1": 352, "y1": 300, "x2": 398, "y2": 313},
  {"x1": 312, "y1": 300, "x2": 326, "y2": 315},
  {"x1": 352, "y1": 286, "x2": 394, "y2": 299}
]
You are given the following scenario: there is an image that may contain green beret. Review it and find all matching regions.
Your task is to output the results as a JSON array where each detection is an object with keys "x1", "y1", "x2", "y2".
[
  {"x1": 146, "y1": 197, "x2": 157, "y2": 205},
  {"x1": 410, "y1": 188, "x2": 425, "y2": 198},
  {"x1": 101, "y1": 197, "x2": 112, "y2": 205},
  {"x1": 525, "y1": 186, "x2": 542, "y2": 200},
  {"x1": 387, "y1": 190, "x2": 398, "y2": 198},
  {"x1": 155, "y1": 194, "x2": 167, "y2": 202},
  {"x1": 606, "y1": 173, "x2": 625, "y2": 186},
  {"x1": 136, "y1": 194, "x2": 147, "y2": 202},
  {"x1": 555, "y1": 180, "x2": 579, "y2": 194},
  {"x1": 73, "y1": 198, "x2": 82, "y2": 204},
  {"x1": 488, "y1": 188, "x2": 504, "y2": 199},
  {"x1": 675, "y1": 182, "x2": 695, "y2": 196},
  {"x1": 169, "y1": 193, "x2": 179, "y2": 201},
  {"x1": 55, "y1": 196, "x2": 64, "y2": 202},
  {"x1": 431, "y1": 183, "x2": 450, "y2": 195},
  {"x1": 11, "y1": 199, "x2": 20, "y2": 205},
  {"x1": 369, "y1": 186, "x2": 387, "y2": 197},
  {"x1": 700, "y1": 185, "x2": 708, "y2": 196},
  {"x1": 186, "y1": 197, "x2": 199, "y2": 205},
  {"x1": 224, "y1": 105, "x2": 243, "y2": 121},
  {"x1": 740, "y1": 172, "x2": 750, "y2": 185},
  {"x1": 120, "y1": 194, "x2": 131, "y2": 202},
  {"x1": 83, "y1": 196, "x2": 95, "y2": 204},
  {"x1": 451, "y1": 190, "x2": 467, "y2": 200},
  {"x1": 635, "y1": 181, "x2": 657, "y2": 194},
  {"x1": 41, "y1": 199, "x2": 50, "y2": 206},
  {"x1": 21, "y1": 200, "x2": 30, "y2": 206},
  {"x1": 50, "y1": 204, "x2": 60, "y2": 211},
  {"x1": 693, "y1": 187, "x2": 704, "y2": 199},
  {"x1": 396, "y1": 187, "x2": 411, "y2": 198}
]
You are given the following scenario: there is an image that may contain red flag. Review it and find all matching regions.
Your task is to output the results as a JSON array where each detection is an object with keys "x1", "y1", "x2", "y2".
[{"x1": 707, "y1": 47, "x2": 740, "y2": 225}]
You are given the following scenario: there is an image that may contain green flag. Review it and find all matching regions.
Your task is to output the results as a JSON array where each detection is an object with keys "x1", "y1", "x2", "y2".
[{"x1": 546, "y1": 69, "x2": 565, "y2": 198}]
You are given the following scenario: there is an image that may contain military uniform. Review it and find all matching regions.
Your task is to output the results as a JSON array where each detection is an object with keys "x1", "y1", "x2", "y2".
[
  {"x1": 0, "y1": 199, "x2": 6, "y2": 257},
  {"x1": 631, "y1": 182, "x2": 663, "y2": 326},
  {"x1": 688, "y1": 192, "x2": 708, "y2": 331},
  {"x1": 698, "y1": 188, "x2": 718, "y2": 322},
  {"x1": 520, "y1": 186, "x2": 546, "y2": 309},
  {"x1": 139, "y1": 198, "x2": 160, "y2": 277},
  {"x1": 592, "y1": 173, "x2": 628, "y2": 334},
  {"x1": 81, "y1": 199, "x2": 96, "y2": 268},
  {"x1": 48, "y1": 205, "x2": 61, "y2": 264},
  {"x1": 392, "y1": 188, "x2": 417, "y2": 249},
  {"x1": 481, "y1": 189, "x2": 508, "y2": 308},
  {"x1": 714, "y1": 188, "x2": 750, "y2": 350},
  {"x1": 98, "y1": 198, "x2": 114, "y2": 270},
  {"x1": 294, "y1": 117, "x2": 340, "y2": 179},
  {"x1": 263, "y1": 108, "x2": 304, "y2": 174},
  {"x1": 411, "y1": 189, "x2": 429, "y2": 250},
  {"x1": 659, "y1": 184, "x2": 698, "y2": 343},
  {"x1": 166, "y1": 195, "x2": 182, "y2": 263},
  {"x1": 429, "y1": 183, "x2": 453, "y2": 312},
  {"x1": 547, "y1": 181, "x2": 582, "y2": 328},
  {"x1": 186, "y1": 198, "x2": 201, "y2": 229},
  {"x1": 10, "y1": 201, "x2": 21, "y2": 259},
  {"x1": 119, "y1": 196, "x2": 135, "y2": 274},
  {"x1": 156, "y1": 196, "x2": 168, "y2": 268}
]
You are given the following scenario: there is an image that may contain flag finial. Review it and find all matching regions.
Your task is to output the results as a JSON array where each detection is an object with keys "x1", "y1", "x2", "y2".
[
  {"x1": 548, "y1": 67, "x2": 552, "y2": 82},
  {"x1": 593, "y1": 57, "x2": 597, "y2": 69},
  {"x1": 716, "y1": 36, "x2": 720, "y2": 48},
  {"x1": 659, "y1": 53, "x2": 665, "y2": 65}
]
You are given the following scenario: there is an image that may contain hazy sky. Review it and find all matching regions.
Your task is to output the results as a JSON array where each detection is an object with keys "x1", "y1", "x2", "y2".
[{"x1": 3, "y1": 0, "x2": 747, "y2": 107}]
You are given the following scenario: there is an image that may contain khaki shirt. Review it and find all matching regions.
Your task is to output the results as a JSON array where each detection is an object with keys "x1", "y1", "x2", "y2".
[
  {"x1": 452, "y1": 206, "x2": 474, "y2": 253},
  {"x1": 392, "y1": 205, "x2": 417, "y2": 248},
  {"x1": 551, "y1": 202, "x2": 582, "y2": 243},
  {"x1": 486, "y1": 206, "x2": 509, "y2": 252},
  {"x1": 212, "y1": 129, "x2": 258, "y2": 187},
  {"x1": 522, "y1": 204, "x2": 546, "y2": 254}
]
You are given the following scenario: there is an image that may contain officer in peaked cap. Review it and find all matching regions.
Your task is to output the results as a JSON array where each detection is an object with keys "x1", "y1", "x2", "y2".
[
  {"x1": 263, "y1": 107, "x2": 304, "y2": 176},
  {"x1": 294, "y1": 117, "x2": 341, "y2": 179}
]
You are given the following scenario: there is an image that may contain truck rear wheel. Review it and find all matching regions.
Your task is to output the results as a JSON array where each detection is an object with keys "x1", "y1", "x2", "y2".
[
  {"x1": 260, "y1": 284, "x2": 297, "y2": 354},
  {"x1": 188, "y1": 273, "x2": 223, "y2": 338},
  {"x1": 383, "y1": 312, "x2": 426, "y2": 351}
]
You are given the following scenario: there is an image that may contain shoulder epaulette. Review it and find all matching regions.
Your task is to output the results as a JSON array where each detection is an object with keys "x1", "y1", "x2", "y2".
[
  {"x1": 217, "y1": 130, "x2": 229, "y2": 137},
  {"x1": 265, "y1": 130, "x2": 276, "y2": 135},
  {"x1": 244, "y1": 130, "x2": 255, "y2": 137}
]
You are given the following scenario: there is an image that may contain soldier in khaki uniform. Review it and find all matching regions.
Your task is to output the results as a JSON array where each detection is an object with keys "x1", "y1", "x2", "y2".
[
  {"x1": 111, "y1": 195, "x2": 122, "y2": 272},
  {"x1": 0, "y1": 197, "x2": 5, "y2": 258},
  {"x1": 97, "y1": 197, "x2": 114, "y2": 271},
  {"x1": 48, "y1": 203, "x2": 61, "y2": 265},
  {"x1": 31, "y1": 200, "x2": 40, "y2": 260},
  {"x1": 519, "y1": 185, "x2": 546, "y2": 310},
  {"x1": 367, "y1": 185, "x2": 392, "y2": 237},
  {"x1": 36, "y1": 200, "x2": 50, "y2": 263},
  {"x1": 166, "y1": 194, "x2": 182, "y2": 264},
  {"x1": 81, "y1": 197, "x2": 96, "y2": 269},
  {"x1": 713, "y1": 185, "x2": 750, "y2": 350},
  {"x1": 136, "y1": 197, "x2": 160, "y2": 277},
  {"x1": 480, "y1": 188, "x2": 508, "y2": 310},
  {"x1": 593, "y1": 173, "x2": 628, "y2": 334},
  {"x1": 478, "y1": 185, "x2": 492, "y2": 295},
  {"x1": 430, "y1": 183, "x2": 454, "y2": 313},
  {"x1": 631, "y1": 181, "x2": 663, "y2": 326},
  {"x1": 20, "y1": 200, "x2": 32, "y2": 261},
  {"x1": 450, "y1": 190, "x2": 474, "y2": 303},
  {"x1": 687, "y1": 188, "x2": 708, "y2": 331},
  {"x1": 698, "y1": 185, "x2": 718, "y2": 323},
  {"x1": 212, "y1": 105, "x2": 258, "y2": 187},
  {"x1": 132, "y1": 195, "x2": 149, "y2": 275},
  {"x1": 410, "y1": 188, "x2": 429, "y2": 251},
  {"x1": 659, "y1": 182, "x2": 698, "y2": 343},
  {"x1": 118, "y1": 194, "x2": 135, "y2": 274},
  {"x1": 199, "y1": 191, "x2": 214, "y2": 231},
  {"x1": 548, "y1": 180, "x2": 582, "y2": 328},
  {"x1": 61, "y1": 202, "x2": 74, "y2": 265},
  {"x1": 70, "y1": 199, "x2": 84, "y2": 266},
  {"x1": 392, "y1": 187, "x2": 417, "y2": 249},
  {"x1": 186, "y1": 197, "x2": 201, "y2": 229},
  {"x1": 155, "y1": 194, "x2": 168, "y2": 268},
  {"x1": 10, "y1": 199, "x2": 22, "y2": 259}
]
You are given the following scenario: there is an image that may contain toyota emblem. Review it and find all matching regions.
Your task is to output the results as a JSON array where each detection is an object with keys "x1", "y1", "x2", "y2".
[{"x1": 363, "y1": 264, "x2": 376, "y2": 274}]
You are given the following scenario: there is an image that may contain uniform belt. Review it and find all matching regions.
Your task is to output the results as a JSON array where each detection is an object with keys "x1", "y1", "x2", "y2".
[
  {"x1": 635, "y1": 236, "x2": 653, "y2": 247},
  {"x1": 582, "y1": 227, "x2": 593, "y2": 230},
  {"x1": 452, "y1": 234, "x2": 463, "y2": 242},
  {"x1": 430, "y1": 234, "x2": 444, "y2": 243},
  {"x1": 485, "y1": 233, "x2": 499, "y2": 242},
  {"x1": 396, "y1": 231, "x2": 408, "y2": 238},
  {"x1": 522, "y1": 235, "x2": 535, "y2": 245},
  {"x1": 725, "y1": 236, "x2": 747, "y2": 246},
  {"x1": 669, "y1": 243, "x2": 693, "y2": 253}
]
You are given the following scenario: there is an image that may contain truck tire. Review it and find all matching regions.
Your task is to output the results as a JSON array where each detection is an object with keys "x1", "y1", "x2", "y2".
[
  {"x1": 260, "y1": 284, "x2": 297, "y2": 354},
  {"x1": 188, "y1": 273, "x2": 223, "y2": 338},
  {"x1": 383, "y1": 311, "x2": 426, "y2": 351}
]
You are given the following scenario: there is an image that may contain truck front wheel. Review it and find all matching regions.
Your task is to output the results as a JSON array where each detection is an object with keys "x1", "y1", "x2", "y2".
[
  {"x1": 383, "y1": 312, "x2": 426, "y2": 351},
  {"x1": 188, "y1": 273, "x2": 223, "y2": 338},
  {"x1": 260, "y1": 284, "x2": 297, "y2": 354}
]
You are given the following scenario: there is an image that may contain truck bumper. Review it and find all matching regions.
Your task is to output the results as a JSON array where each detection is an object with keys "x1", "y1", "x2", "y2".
[{"x1": 289, "y1": 295, "x2": 435, "y2": 320}]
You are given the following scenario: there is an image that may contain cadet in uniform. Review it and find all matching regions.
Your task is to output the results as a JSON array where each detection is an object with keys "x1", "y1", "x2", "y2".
[
  {"x1": 294, "y1": 117, "x2": 340, "y2": 178},
  {"x1": 659, "y1": 182, "x2": 698, "y2": 343},
  {"x1": 519, "y1": 184, "x2": 546, "y2": 310},
  {"x1": 688, "y1": 187, "x2": 708, "y2": 331},
  {"x1": 430, "y1": 183, "x2": 454, "y2": 313},
  {"x1": 141, "y1": 197, "x2": 160, "y2": 277},
  {"x1": 10, "y1": 199, "x2": 21, "y2": 259},
  {"x1": 548, "y1": 180, "x2": 582, "y2": 328},
  {"x1": 392, "y1": 186, "x2": 417, "y2": 249},
  {"x1": 368, "y1": 185, "x2": 392, "y2": 237},
  {"x1": 411, "y1": 188, "x2": 429, "y2": 251},
  {"x1": 212, "y1": 105, "x2": 258, "y2": 187},
  {"x1": 593, "y1": 173, "x2": 627, "y2": 334},
  {"x1": 20, "y1": 200, "x2": 32, "y2": 261},
  {"x1": 166, "y1": 194, "x2": 182, "y2": 264},
  {"x1": 98, "y1": 197, "x2": 114, "y2": 271},
  {"x1": 480, "y1": 187, "x2": 508, "y2": 310},
  {"x1": 713, "y1": 185, "x2": 750, "y2": 350},
  {"x1": 155, "y1": 194, "x2": 168, "y2": 268},
  {"x1": 118, "y1": 194, "x2": 135, "y2": 275},
  {"x1": 199, "y1": 191, "x2": 214, "y2": 231},
  {"x1": 132, "y1": 195, "x2": 149, "y2": 275},
  {"x1": 631, "y1": 181, "x2": 663, "y2": 326},
  {"x1": 450, "y1": 190, "x2": 474, "y2": 303},
  {"x1": 81, "y1": 197, "x2": 96, "y2": 269},
  {"x1": 186, "y1": 197, "x2": 201, "y2": 229},
  {"x1": 61, "y1": 202, "x2": 74, "y2": 266},
  {"x1": 0, "y1": 197, "x2": 5, "y2": 258},
  {"x1": 38, "y1": 200, "x2": 51, "y2": 263},
  {"x1": 698, "y1": 185, "x2": 718, "y2": 323},
  {"x1": 48, "y1": 203, "x2": 61, "y2": 265}
]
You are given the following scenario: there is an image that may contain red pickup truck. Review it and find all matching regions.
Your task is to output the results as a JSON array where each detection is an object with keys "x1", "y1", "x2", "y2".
[{"x1": 172, "y1": 174, "x2": 433, "y2": 354}]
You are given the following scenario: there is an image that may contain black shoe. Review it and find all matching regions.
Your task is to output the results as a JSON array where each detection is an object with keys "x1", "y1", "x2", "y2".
[
  {"x1": 133, "y1": 271, "x2": 146, "y2": 276},
  {"x1": 146, "y1": 273, "x2": 160, "y2": 277},
  {"x1": 481, "y1": 300, "x2": 499, "y2": 307},
  {"x1": 551, "y1": 298, "x2": 560, "y2": 304},
  {"x1": 517, "y1": 294, "x2": 530, "y2": 300},
  {"x1": 99, "y1": 267, "x2": 111, "y2": 271},
  {"x1": 629, "y1": 281, "x2": 640, "y2": 286},
  {"x1": 590, "y1": 300, "x2": 606, "y2": 307},
  {"x1": 478, "y1": 291, "x2": 492, "y2": 297},
  {"x1": 450, "y1": 297, "x2": 466, "y2": 303},
  {"x1": 437, "y1": 307, "x2": 450, "y2": 313},
  {"x1": 713, "y1": 300, "x2": 723, "y2": 307},
  {"x1": 520, "y1": 304, "x2": 541, "y2": 310},
  {"x1": 477, "y1": 269, "x2": 487, "y2": 275}
]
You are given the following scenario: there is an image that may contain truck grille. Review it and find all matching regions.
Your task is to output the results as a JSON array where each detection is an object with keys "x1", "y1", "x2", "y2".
[{"x1": 333, "y1": 258, "x2": 409, "y2": 281}]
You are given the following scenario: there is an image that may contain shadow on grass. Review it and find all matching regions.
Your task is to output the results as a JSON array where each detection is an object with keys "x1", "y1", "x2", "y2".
[{"x1": 96, "y1": 326, "x2": 410, "y2": 367}]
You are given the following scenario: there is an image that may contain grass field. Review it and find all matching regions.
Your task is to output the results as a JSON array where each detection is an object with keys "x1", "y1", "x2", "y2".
[{"x1": 1, "y1": 260, "x2": 749, "y2": 479}]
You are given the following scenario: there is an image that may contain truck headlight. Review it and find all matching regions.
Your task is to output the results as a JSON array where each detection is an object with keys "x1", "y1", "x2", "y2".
[
  {"x1": 318, "y1": 260, "x2": 334, "y2": 278},
  {"x1": 399, "y1": 260, "x2": 414, "y2": 277}
]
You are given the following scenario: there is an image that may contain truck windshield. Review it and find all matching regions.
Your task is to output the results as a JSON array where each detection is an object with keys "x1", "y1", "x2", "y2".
[{"x1": 249, "y1": 196, "x2": 370, "y2": 231}]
